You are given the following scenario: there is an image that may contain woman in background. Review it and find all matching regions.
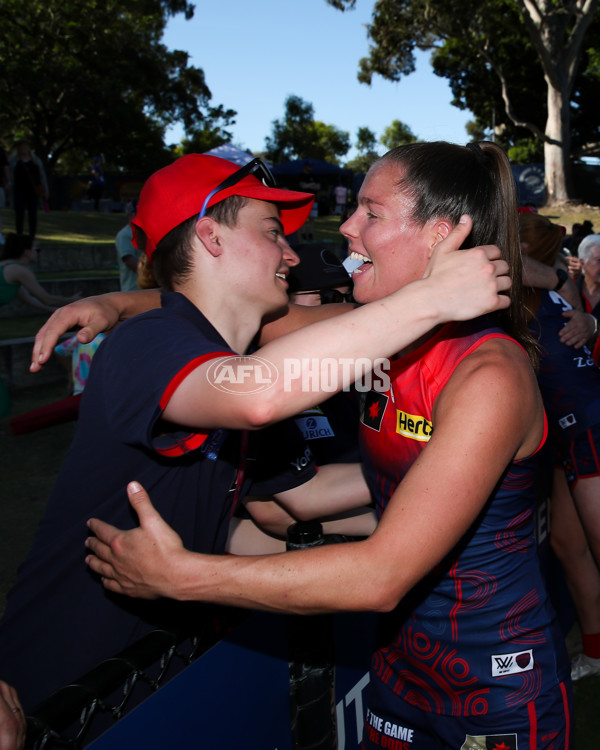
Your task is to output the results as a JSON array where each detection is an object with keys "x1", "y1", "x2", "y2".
[{"x1": 0, "y1": 233, "x2": 81, "y2": 313}]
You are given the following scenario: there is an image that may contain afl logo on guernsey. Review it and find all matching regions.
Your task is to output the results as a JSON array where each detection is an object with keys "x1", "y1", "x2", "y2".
[{"x1": 395, "y1": 410, "x2": 433, "y2": 441}]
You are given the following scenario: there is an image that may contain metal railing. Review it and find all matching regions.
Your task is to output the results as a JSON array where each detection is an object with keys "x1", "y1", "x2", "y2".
[{"x1": 25, "y1": 608, "x2": 247, "y2": 749}]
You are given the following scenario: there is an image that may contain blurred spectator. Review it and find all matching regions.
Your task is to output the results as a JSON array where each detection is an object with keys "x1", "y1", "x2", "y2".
[
  {"x1": 565, "y1": 220, "x2": 594, "y2": 257},
  {"x1": 54, "y1": 333, "x2": 107, "y2": 395},
  {"x1": 576, "y1": 234, "x2": 600, "y2": 363},
  {"x1": 0, "y1": 234, "x2": 81, "y2": 312},
  {"x1": 288, "y1": 243, "x2": 353, "y2": 307},
  {"x1": 332, "y1": 181, "x2": 348, "y2": 215},
  {"x1": 9, "y1": 141, "x2": 48, "y2": 240},
  {"x1": 115, "y1": 200, "x2": 141, "y2": 291},
  {"x1": 87, "y1": 156, "x2": 104, "y2": 211}
]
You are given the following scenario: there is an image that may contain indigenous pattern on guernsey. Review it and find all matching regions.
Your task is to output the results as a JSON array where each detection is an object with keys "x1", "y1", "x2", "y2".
[{"x1": 359, "y1": 318, "x2": 569, "y2": 718}]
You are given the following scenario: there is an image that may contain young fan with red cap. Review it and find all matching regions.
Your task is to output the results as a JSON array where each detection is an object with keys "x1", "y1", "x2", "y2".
[
  {"x1": 0, "y1": 155, "x2": 342, "y2": 714},
  {"x1": 6, "y1": 154, "x2": 508, "y2": 716}
]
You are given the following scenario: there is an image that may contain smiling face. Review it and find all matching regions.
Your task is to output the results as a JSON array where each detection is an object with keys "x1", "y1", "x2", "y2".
[
  {"x1": 339, "y1": 161, "x2": 443, "y2": 304},
  {"x1": 217, "y1": 198, "x2": 300, "y2": 314}
]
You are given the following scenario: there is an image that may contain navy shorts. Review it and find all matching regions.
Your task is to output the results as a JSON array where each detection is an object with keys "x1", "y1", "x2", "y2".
[
  {"x1": 362, "y1": 680, "x2": 572, "y2": 750},
  {"x1": 561, "y1": 424, "x2": 600, "y2": 489}
]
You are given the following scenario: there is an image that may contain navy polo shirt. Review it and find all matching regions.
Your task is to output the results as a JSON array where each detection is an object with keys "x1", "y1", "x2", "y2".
[{"x1": 0, "y1": 292, "x2": 314, "y2": 710}]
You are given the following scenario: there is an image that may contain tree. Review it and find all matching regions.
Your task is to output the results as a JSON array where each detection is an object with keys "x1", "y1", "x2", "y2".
[
  {"x1": 264, "y1": 95, "x2": 350, "y2": 164},
  {"x1": 380, "y1": 119, "x2": 418, "y2": 151},
  {"x1": 327, "y1": 0, "x2": 600, "y2": 205},
  {"x1": 345, "y1": 126, "x2": 381, "y2": 172},
  {"x1": 356, "y1": 126, "x2": 378, "y2": 153},
  {"x1": 0, "y1": 0, "x2": 236, "y2": 181}
]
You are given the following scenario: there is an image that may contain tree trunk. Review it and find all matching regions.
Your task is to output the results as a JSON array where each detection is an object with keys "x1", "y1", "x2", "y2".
[{"x1": 544, "y1": 81, "x2": 571, "y2": 204}]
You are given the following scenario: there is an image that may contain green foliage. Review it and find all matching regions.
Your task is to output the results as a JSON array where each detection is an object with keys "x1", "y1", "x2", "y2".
[
  {"x1": 344, "y1": 126, "x2": 380, "y2": 173},
  {"x1": 264, "y1": 95, "x2": 350, "y2": 164},
  {"x1": 356, "y1": 126, "x2": 377, "y2": 153},
  {"x1": 0, "y1": 0, "x2": 236, "y2": 178},
  {"x1": 380, "y1": 119, "x2": 418, "y2": 151},
  {"x1": 507, "y1": 138, "x2": 544, "y2": 165}
]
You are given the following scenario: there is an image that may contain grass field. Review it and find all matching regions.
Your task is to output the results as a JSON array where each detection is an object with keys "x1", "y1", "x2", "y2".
[
  {"x1": 3, "y1": 203, "x2": 599, "y2": 248},
  {"x1": 1, "y1": 207, "x2": 125, "y2": 245}
]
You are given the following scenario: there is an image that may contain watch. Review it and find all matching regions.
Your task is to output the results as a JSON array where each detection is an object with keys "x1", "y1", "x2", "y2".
[{"x1": 553, "y1": 268, "x2": 569, "y2": 292}]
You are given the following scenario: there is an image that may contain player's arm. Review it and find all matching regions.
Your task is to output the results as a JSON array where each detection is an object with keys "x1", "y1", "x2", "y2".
[
  {"x1": 86, "y1": 339, "x2": 541, "y2": 614},
  {"x1": 166, "y1": 222, "x2": 511, "y2": 430},
  {"x1": 30, "y1": 289, "x2": 161, "y2": 372},
  {"x1": 243, "y1": 462, "x2": 372, "y2": 536},
  {"x1": 227, "y1": 507, "x2": 377, "y2": 555},
  {"x1": 270, "y1": 463, "x2": 371, "y2": 521}
]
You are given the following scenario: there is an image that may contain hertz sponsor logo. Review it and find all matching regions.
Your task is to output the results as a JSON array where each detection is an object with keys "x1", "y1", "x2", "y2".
[{"x1": 395, "y1": 410, "x2": 433, "y2": 441}]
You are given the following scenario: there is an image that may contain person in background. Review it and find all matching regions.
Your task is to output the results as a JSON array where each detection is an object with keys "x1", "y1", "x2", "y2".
[
  {"x1": 87, "y1": 156, "x2": 104, "y2": 211},
  {"x1": 9, "y1": 141, "x2": 48, "y2": 240},
  {"x1": 332, "y1": 181, "x2": 348, "y2": 216},
  {"x1": 566, "y1": 219, "x2": 594, "y2": 257},
  {"x1": 288, "y1": 243, "x2": 353, "y2": 307},
  {"x1": 54, "y1": 333, "x2": 107, "y2": 396},
  {"x1": 0, "y1": 234, "x2": 81, "y2": 312},
  {"x1": 574, "y1": 234, "x2": 600, "y2": 363},
  {"x1": 84, "y1": 142, "x2": 571, "y2": 748},
  {"x1": 520, "y1": 212, "x2": 600, "y2": 682},
  {"x1": 115, "y1": 200, "x2": 141, "y2": 291}
]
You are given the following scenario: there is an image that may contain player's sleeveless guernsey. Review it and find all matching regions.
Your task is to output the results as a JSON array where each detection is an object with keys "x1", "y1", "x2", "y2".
[{"x1": 359, "y1": 319, "x2": 568, "y2": 717}]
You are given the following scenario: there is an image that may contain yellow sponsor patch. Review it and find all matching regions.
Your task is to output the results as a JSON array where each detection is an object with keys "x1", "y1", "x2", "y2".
[{"x1": 395, "y1": 410, "x2": 433, "y2": 441}]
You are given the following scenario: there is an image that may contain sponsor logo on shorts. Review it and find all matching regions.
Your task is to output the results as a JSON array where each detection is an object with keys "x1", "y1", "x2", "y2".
[
  {"x1": 491, "y1": 648, "x2": 533, "y2": 676},
  {"x1": 395, "y1": 410, "x2": 433, "y2": 441},
  {"x1": 460, "y1": 733, "x2": 517, "y2": 750}
]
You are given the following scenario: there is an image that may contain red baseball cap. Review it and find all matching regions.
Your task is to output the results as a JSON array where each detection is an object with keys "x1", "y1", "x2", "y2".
[{"x1": 132, "y1": 154, "x2": 314, "y2": 259}]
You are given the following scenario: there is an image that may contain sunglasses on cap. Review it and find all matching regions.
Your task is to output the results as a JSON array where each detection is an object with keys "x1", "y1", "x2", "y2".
[
  {"x1": 294, "y1": 289, "x2": 354, "y2": 305},
  {"x1": 197, "y1": 158, "x2": 276, "y2": 219}
]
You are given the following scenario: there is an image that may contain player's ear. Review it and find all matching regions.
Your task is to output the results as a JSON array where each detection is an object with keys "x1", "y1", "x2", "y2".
[
  {"x1": 427, "y1": 219, "x2": 454, "y2": 258},
  {"x1": 195, "y1": 217, "x2": 222, "y2": 258}
]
